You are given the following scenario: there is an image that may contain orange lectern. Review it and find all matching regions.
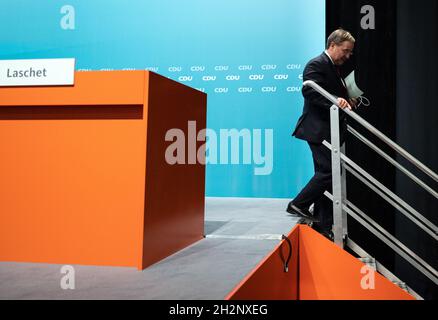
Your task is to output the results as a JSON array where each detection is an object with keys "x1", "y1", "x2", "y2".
[{"x1": 0, "y1": 71, "x2": 206, "y2": 270}]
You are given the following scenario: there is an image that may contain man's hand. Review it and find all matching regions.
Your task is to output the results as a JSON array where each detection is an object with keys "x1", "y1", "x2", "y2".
[{"x1": 337, "y1": 98, "x2": 352, "y2": 110}]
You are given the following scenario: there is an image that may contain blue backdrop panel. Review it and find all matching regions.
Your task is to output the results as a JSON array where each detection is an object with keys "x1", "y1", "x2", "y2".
[{"x1": 0, "y1": 0, "x2": 325, "y2": 198}]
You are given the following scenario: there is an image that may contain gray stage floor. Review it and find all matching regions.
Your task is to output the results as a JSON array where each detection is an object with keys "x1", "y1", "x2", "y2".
[{"x1": 0, "y1": 197, "x2": 299, "y2": 300}]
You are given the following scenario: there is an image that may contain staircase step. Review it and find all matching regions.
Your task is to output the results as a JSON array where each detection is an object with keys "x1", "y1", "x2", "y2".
[
  {"x1": 358, "y1": 257, "x2": 410, "y2": 293},
  {"x1": 359, "y1": 257, "x2": 377, "y2": 270}
]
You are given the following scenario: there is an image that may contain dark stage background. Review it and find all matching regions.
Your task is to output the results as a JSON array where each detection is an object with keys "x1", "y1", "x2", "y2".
[{"x1": 326, "y1": 0, "x2": 437, "y2": 299}]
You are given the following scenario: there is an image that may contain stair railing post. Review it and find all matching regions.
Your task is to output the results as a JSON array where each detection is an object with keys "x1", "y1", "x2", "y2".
[
  {"x1": 341, "y1": 143, "x2": 348, "y2": 237},
  {"x1": 330, "y1": 105, "x2": 344, "y2": 247}
]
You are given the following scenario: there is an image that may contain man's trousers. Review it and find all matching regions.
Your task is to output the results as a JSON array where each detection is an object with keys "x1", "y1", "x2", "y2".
[{"x1": 292, "y1": 142, "x2": 335, "y2": 233}]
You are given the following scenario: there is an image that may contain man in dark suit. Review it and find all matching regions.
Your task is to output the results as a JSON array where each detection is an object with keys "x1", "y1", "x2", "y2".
[{"x1": 287, "y1": 29, "x2": 356, "y2": 239}]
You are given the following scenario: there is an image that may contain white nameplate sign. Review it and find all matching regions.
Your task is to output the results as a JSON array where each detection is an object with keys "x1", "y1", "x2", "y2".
[{"x1": 0, "y1": 58, "x2": 75, "y2": 86}]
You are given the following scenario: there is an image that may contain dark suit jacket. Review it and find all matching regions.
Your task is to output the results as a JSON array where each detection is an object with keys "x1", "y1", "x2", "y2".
[{"x1": 293, "y1": 52, "x2": 349, "y2": 144}]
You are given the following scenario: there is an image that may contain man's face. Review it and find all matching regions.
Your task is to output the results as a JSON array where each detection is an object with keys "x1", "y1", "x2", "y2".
[{"x1": 328, "y1": 41, "x2": 354, "y2": 65}]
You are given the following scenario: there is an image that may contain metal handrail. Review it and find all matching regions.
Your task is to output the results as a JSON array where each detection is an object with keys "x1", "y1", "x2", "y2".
[
  {"x1": 347, "y1": 125, "x2": 438, "y2": 199},
  {"x1": 346, "y1": 238, "x2": 424, "y2": 300},
  {"x1": 323, "y1": 141, "x2": 438, "y2": 239},
  {"x1": 303, "y1": 80, "x2": 438, "y2": 183},
  {"x1": 324, "y1": 191, "x2": 438, "y2": 285},
  {"x1": 302, "y1": 79, "x2": 438, "y2": 295}
]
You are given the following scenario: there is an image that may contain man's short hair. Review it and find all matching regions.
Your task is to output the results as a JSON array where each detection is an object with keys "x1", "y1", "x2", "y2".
[{"x1": 326, "y1": 29, "x2": 355, "y2": 49}]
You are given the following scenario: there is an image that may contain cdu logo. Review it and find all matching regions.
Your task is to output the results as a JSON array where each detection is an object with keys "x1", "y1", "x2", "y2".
[
  {"x1": 169, "y1": 67, "x2": 182, "y2": 72},
  {"x1": 274, "y1": 74, "x2": 289, "y2": 80},
  {"x1": 214, "y1": 88, "x2": 229, "y2": 93},
  {"x1": 238, "y1": 87, "x2": 253, "y2": 93},
  {"x1": 202, "y1": 76, "x2": 217, "y2": 81},
  {"x1": 190, "y1": 66, "x2": 205, "y2": 72},
  {"x1": 178, "y1": 76, "x2": 193, "y2": 82},
  {"x1": 215, "y1": 66, "x2": 229, "y2": 71},
  {"x1": 249, "y1": 75, "x2": 264, "y2": 81},
  {"x1": 287, "y1": 86, "x2": 302, "y2": 92},
  {"x1": 261, "y1": 64, "x2": 277, "y2": 70},
  {"x1": 225, "y1": 75, "x2": 240, "y2": 81},
  {"x1": 262, "y1": 87, "x2": 277, "y2": 93},
  {"x1": 286, "y1": 64, "x2": 301, "y2": 70},
  {"x1": 238, "y1": 65, "x2": 253, "y2": 71}
]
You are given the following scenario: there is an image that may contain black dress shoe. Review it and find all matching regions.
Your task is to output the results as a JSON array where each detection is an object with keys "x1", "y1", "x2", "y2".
[{"x1": 286, "y1": 202, "x2": 319, "y2": 223}]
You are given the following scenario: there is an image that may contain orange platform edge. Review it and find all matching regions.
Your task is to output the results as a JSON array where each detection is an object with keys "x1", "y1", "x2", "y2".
[
  {"x1": 226, "y1": 225, "x2": 414, "y2": 300},
  {"x1": 0, "y1": 71, "x2": 207, "y2": 270}
]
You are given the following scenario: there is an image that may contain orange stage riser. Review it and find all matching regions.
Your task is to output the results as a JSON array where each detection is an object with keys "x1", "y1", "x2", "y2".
[{"x1": 226, "y1": 225, "x2": 414, "y2": 300}]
